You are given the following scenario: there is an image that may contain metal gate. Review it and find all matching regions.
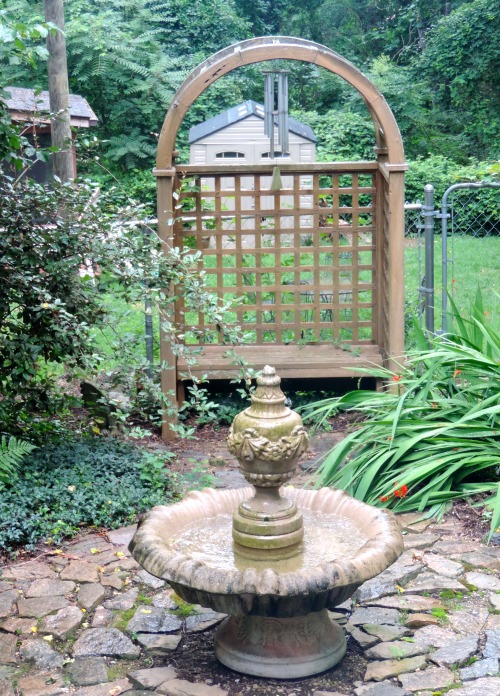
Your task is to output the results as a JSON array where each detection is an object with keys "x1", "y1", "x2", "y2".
[{"x1": 409, "y1": 181, "x2": 500, "y2": 334}]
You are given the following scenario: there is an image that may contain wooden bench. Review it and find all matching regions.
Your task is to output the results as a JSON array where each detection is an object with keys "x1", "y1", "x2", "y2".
[{"x1": 176, "y1": 343, "x2": 383, "y2": 400}]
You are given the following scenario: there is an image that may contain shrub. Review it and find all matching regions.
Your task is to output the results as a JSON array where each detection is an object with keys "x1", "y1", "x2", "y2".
[
  {"x1": 0, "y1": 436, "x2": 178, "y2": 555},
  {"x1": 0, "y1": 174, "x2": 147, "y2": 435},
  {"x1": 303, "y1": 291, "x2": 500, "y2": 539}
]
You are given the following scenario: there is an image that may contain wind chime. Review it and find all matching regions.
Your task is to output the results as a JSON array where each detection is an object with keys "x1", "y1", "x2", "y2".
[{"x1": 263, "y1": 70, "x2": 289, "y2": 191}]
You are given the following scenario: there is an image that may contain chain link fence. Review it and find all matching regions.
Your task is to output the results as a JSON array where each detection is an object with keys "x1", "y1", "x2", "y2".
[{"x1": 405, "y1": 182, "x2": 500, "y2": 335}]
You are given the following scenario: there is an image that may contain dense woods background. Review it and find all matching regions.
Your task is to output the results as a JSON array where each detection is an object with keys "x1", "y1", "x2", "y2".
[{"x1": 2, "y1": 0, "x2": 499, "y2": 198}]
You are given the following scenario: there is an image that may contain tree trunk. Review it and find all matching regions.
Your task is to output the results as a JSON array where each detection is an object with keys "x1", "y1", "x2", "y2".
[{"x1": 45, "y1": 0, "x2": 74, "y2": 182}]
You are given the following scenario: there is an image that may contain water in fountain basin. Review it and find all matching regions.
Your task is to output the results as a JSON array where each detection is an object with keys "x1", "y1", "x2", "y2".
[{"x1": 171, "y1": 508, "x2": 369, "y2": 573}]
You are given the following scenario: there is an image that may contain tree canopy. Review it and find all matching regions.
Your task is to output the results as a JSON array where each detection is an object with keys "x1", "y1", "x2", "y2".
[{"x1": 1, "y1": 0, "x2": 498, "y2": 171}]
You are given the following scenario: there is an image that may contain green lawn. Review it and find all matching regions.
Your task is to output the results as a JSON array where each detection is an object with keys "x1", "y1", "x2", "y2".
[{"x1": 405, "y1": 235, "x2": 499, "y2": 337}]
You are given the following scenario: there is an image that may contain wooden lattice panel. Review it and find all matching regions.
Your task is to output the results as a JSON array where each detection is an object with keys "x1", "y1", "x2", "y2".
[{"x1": 175, "y1": 164, "x2": 377, "y2": 346}]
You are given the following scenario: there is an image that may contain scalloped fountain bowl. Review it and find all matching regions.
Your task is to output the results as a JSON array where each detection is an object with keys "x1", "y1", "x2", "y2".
[{"x1": 129, "y1": 485, "x2": 403, "y2": 678}]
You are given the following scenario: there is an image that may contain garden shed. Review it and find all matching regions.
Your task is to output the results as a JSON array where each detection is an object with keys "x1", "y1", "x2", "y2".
[
  {"x1": 155, "y1": 37, "x2": 407, "y2": 440},
  {"x1": 3, "y1": 86, "x2": 98, "y2": 181},
  {"x1": 189, "y1": 100, "x2": 316, "y2": 165}
]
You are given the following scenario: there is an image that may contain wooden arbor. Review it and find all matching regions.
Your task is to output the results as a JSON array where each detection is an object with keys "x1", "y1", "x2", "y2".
[{"x1": 156, "y1": 37, "x2": 407, "y2": 440}]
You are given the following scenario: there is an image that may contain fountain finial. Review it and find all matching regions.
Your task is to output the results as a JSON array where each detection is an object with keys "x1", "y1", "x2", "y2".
[
  {"x1": 258, "y1": 364, "x2": 280, "y2": 384},
  {"x1": 227, "y1": 366, "x2": 308, "y2": 559}
]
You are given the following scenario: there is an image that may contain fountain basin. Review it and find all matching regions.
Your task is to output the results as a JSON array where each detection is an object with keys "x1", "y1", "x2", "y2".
[{"x1": 130, "y1": 485, "x2": 403, "y2": 677}]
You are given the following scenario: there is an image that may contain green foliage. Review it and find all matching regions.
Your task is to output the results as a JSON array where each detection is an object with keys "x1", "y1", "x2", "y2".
[
  {"x1": 431, "y1": 607, "x2": 448, "y2": 620},
  {"x1": 292, "y1": 109, "x2": 375, "y2": 161},
  {"x1": 4, "y1": 0, "x2": 499, "y2": 170},
  {"x1": 1, "y1": 0, "x2": 251, "y2": 169},
  {"x1": 0, "y1": 436, "x2": 36, "y2": 483},
  {"x1": 171, "y1": 594, "x2": 197, "y2": 617},
  {"x1": 0, "y1": 8, "x2": 52, "y2": 72},
  {"x1": 418, "y1": 0, "x2": 500, "y2": 160},
  {"x1": 364, "y1": 57, "x2": 439, "y2": 159},
  {"x1": 234, "y1": 0, "x2": 290, "y2": 35},
  {"x1": 306, "y1": 291, "x2": 500, "y2": 539},
  {"x1": 0, "y1": 437, "x2": 177, "y2": 555},
  {"x1": 0, "y1": 174, "x2": 144, "y2": 435}
]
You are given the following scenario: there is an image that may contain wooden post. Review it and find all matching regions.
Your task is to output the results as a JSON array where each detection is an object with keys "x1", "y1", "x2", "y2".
[
  {"x1": 45, "y1": 0, "x2": 74, "y2": 182},
  {"x1": 156, "y1": 172, "x2": 178, "y2": 441},
  {"x1": 386, "y1": 170, "x2": 405, "y2": 372}
]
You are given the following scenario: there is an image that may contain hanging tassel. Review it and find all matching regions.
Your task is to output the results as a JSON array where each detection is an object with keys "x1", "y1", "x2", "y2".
[{"x1": 270, "y1": 165, "x2": 282, "y2": 192}]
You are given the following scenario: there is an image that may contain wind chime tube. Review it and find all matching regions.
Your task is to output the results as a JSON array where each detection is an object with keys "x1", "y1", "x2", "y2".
[
  {"x1": 278, "y1": 72, "x2": 289, "y2": 156},
  {"x1": 264, "y1": 73, "x2": 274, "y2": 158}
]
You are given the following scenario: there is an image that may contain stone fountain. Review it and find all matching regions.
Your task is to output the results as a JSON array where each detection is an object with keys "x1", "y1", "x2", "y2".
[{"x1": 130, "y1": 366, "x2": 403, "y2": 679}]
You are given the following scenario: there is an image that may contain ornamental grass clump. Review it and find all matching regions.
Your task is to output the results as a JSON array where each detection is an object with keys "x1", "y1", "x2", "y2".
[{"x1": 303, "y1": 291, "x2": 500, "y2": 539}]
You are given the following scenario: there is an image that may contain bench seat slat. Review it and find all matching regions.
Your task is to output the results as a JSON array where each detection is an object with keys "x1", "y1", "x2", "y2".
[{"x1": 177, "y1": 344, "x2": 383, "y2": 380}]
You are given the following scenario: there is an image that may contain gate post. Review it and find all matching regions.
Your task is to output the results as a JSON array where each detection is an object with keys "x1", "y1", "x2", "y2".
[{"x1": 422, "y1": 184, "x2": 435, "y2": 334}]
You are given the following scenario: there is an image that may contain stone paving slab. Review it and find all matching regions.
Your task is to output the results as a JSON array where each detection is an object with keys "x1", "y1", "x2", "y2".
[
  {"x1": 17, "y1": 596, "x2": 69, "y2": 619},
  {"x1": 73, "y1": 628, "x2": 141, "y2": 658},
  {"x1": 399, "y1": 666, "x2": 456, "y2": 692},
  {"x1": 66, "y1": 657, "x2": 109, "y2": 686},
  {"x1": 460, "y1": 657, "x2": 499, "y2": 680},
  {"x1": 16, "y1": 671, "x2": 66, "y2": 696},
  {"x1": 430, "y1": 633, "x2": 479, "y2": 667},
  {"x1": 25, "y1": 579, "x2": 75, "y2": 597},
  {"x1": 451, "y1": 677, "x2": 500, "y2": 696},
  {"x1": 0, "y1": 592, "x2": 19, "y2": 620},
  {"x1": 39, "y1": 605, "x2": 85, "y2": 639},
  {"x1": 60, "y1": 560, "x2": 100, "y2": 584},
  {"x1": 0, "y1": 635, "x2": 17, "y2": 666},
  {"x1": 364, "y1": 655, "x2": 428, "y2": 682}
]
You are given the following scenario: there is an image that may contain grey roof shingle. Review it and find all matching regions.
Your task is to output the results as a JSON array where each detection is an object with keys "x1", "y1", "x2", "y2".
[
  {"x1": 3, "y1": 86, "x2": 98, "y2": 124},
  {"x1": 189, "y1": 100, "x2": 316, "y2": 144}
]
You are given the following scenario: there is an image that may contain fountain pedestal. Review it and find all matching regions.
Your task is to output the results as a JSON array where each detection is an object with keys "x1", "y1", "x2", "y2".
[{"x1": 216, "y1": 611, "x2": 346, "y2": 679}]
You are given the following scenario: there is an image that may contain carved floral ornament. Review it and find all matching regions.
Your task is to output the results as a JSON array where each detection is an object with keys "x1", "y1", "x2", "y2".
[{"x1": 227, "y1": 425, "x2": 309, "y2": 463}]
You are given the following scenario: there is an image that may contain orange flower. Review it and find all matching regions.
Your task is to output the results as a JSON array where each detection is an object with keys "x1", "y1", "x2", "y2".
[
  {"x1": 394, "y1": 484, "x2": 408, "y2": 498},
  {"x1": 453, "y1": 369, "x2": 461, "y2": 378},
  {"x1": 392, "y1": 374, "x2": 402, "y2": 382},
  {"x1": 380, "y1": 496, "x2": 389, "y2": 502}
]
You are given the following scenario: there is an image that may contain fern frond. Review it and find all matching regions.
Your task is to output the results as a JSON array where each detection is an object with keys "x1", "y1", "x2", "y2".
[{"x1": 0, "y1": 436, "x2": 36, "y2": 482}]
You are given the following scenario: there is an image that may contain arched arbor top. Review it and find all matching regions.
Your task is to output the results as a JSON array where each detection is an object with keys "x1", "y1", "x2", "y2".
[{"x1": 156, "y1": 36, "x2": 406, "y2": 170}]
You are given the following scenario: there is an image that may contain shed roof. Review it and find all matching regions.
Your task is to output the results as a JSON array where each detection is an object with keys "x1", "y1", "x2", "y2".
[
  {"x1": 3, "y1": 86, "x2": 98, "y2": 126},
  {"x1": 189, "y1": 100, "x2": 316, "y2": 144}
]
